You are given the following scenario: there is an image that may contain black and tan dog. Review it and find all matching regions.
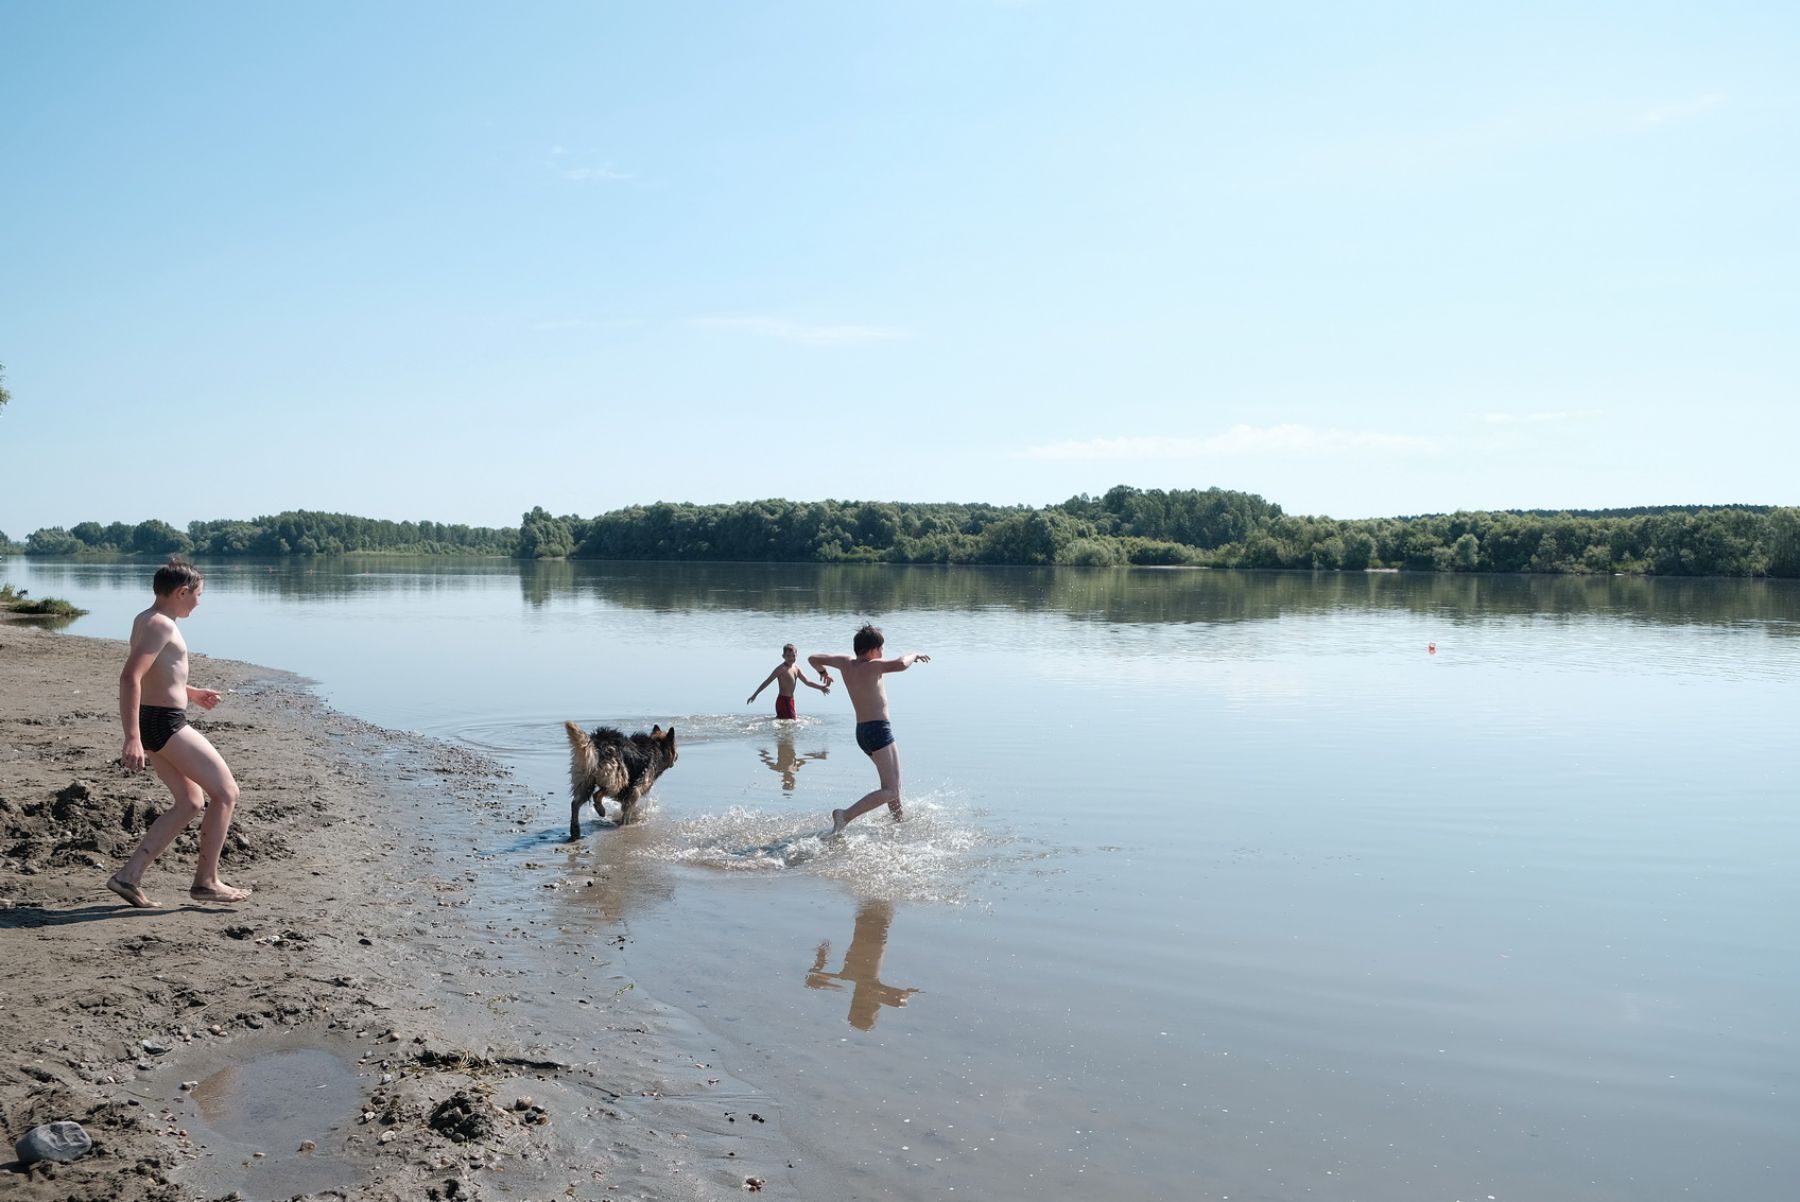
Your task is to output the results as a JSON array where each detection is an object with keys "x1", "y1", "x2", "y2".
[{"x1": 563, "y1": 721, "x2": 678, "y2": 837}]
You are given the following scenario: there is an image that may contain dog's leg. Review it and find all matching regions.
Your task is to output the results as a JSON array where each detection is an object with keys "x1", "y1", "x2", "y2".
[
  {"x1": 565, "y1": 721, "x2": 604, "y2": 840},
  {"x1": 570, "y1": 793, "x2": 586, "y2": 840}
]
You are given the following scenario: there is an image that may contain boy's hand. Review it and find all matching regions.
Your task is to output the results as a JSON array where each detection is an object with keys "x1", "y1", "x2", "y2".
[
  {"x1": 121, "y1": 738, "x2": 146, "y2": 773},
  {"x1": 190, "y1": 688, "x2": 222, "y2": 710}
]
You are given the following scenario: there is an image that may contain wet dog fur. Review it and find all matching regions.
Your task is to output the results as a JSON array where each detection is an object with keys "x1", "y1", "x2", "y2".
[{"x1": 563, "y1": 721, "x2": 678, "y2": 837}]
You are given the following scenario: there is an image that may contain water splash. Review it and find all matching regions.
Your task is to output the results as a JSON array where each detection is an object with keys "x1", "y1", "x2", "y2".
[{"x1": 636, "y1": 791, "x2": 1007, "y2": 904}]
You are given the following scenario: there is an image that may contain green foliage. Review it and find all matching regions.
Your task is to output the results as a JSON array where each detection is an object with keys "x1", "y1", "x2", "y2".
[
  {"x1": 132, "y1": 519, "x2": 191, "y2": 556},
  {"x1": 518, "y1": 507, "x2": 576, "y2": 559},
  {"x1": 531, "y1": 490, "x2": 1799, "y2": 577},
  {"x1": 21, "y1": 491, "x2": 1795, "y2": 577},
  {"x1": 24, "y1": 511, "x2": 518, "y2": 557},
  {"x1": 1, "y1": 582, "x2": 85, "y2": 616},
  {"x1": 1767, "y1": 507, "x2": 1800, "y2": 578},
  {"x1": 0, "y1": 361, "x2": 10, "y2": 414},
  {"x1": 1062, "y1": 537, "x2": 1124, "y2": 567},
  {"x1": 26, "y1": 527, "x2": 83, "y2": 556}
]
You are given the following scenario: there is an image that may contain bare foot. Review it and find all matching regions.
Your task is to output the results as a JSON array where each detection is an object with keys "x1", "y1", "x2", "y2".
[
  {"x1": 107, "y1": 874, "x2": 160, "y2": 909},
  {"x1": 827, "y1": 808, "x2": 849, "y2": 838},
  {"x1": 188, "y1": 882, "x2": 253, "y2": 904}
]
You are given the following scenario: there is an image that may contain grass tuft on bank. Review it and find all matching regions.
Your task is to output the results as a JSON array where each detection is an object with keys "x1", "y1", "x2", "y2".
[{"x1": 1, "y1": 582, "x2": 87, "y2": 617}]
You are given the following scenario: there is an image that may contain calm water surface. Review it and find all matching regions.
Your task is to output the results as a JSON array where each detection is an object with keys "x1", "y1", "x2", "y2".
[{"x1": 10, "y1": 557, "x2": 1799, "y2": 1200}]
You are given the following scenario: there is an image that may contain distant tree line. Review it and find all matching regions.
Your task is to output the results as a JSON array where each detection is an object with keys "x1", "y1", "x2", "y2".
[
  {"x1": 20, "y1": 511, "x2": 517, "y2": 558},
  {"x1": 518, "y1": 487, "x2": 1800, "y2": 577},
  {"x1": 17, "y1": 489, "x2": 1799, "y2": 577}
]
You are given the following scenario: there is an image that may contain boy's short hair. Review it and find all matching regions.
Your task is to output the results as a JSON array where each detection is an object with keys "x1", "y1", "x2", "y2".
[
  {"x1": 153, "y1": 560, "x2": 204, "y2": 596},
  {"x1": 853, "y1": 624, "x2": 884, "y2": 656},
  {"x1": 782, "y1": 643, "x2": 796, "y2": 654}
]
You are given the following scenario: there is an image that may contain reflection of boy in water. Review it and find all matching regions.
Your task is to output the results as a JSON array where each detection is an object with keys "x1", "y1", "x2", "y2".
[
  {"x1": 757, "y1": 724, "x2": 828, "y2": 791},
  {"x1": 746, "y1": 643, "x2": 830, "y2": 719},
  {"x1": 806, "y1": 899, "x2": 920, "y2": 1030},
  {"x1": 809, "y1": 624, "x2": 930, "y2": 836}
]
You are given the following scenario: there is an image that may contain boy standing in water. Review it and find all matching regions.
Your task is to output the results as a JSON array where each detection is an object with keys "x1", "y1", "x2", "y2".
[
  {"x1": 809, "y1": 624, "x2": 930, "y2": 836},
  {"x1": 746, "y1": 643, "x2": 831, "y2": 719},
  {"x1": 107, "y1": 561, "x2": 252, "y2": 908}
]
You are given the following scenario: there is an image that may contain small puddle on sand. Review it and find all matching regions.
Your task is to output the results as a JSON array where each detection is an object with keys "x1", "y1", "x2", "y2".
[{"x1": 176, "y1": 1044, "x2": 364, "y2": 1201}]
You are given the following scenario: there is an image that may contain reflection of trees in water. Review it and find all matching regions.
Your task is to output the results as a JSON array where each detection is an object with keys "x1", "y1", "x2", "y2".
[
  {"x1": 806, "y1": 899, "x2": 919, "y2": 1031},
  {"x1": 33, "y1": 556, "x2": 1792, "y2": 631},
  {"x1": 23, "y1": 556, "x2": 523, "y2": 606},
  {"x1": 517, "y1": 560, "x2": 1800, "y2": 630}
]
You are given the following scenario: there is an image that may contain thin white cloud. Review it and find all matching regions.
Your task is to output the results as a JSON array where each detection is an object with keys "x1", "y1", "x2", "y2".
[
  {"x1": 558, "y1": 163, "x2": 634, "y2": 182},
  {"x1": 530, "y1": 317, "x2": 646, "y2": 333},
  {"x1": 695, "y1": 316, "x2": 908, "y2": 346},
  {"x1": 1017, "y1": 424, "x2": 1439, "y2": 462},
  {"x1": 545, "y1": 146, "x2": 634, "y2": 181},
  {"x1": 1317, "y1": 92, "x2": 1729, "y2": 178},
  {"x1": 1478, "y1": 408, "x2": 1603, "y2": 427},
  {"x1": 1642, "y1": 93, "x2": 1727, "y2": 127}
]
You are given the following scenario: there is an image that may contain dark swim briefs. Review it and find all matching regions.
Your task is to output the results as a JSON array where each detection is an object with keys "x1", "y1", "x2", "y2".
[
  {"x1": 775, "y1": 695, "x2": 797, "y2": 720},
  {"x1": 139, "y1": 705, "x2": 188, "y2": 753},
  {"x1": 855, "y1": 720, "x2": 895, "y2": 755}
]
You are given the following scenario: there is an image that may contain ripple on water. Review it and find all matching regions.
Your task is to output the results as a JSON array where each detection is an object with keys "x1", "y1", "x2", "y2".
[
  {"x1": 432, "y1": 712, "x2": 823, "y2": 757},
  {"x1": 634, "y1": 792, "x2": 1018, "y2": 905}
]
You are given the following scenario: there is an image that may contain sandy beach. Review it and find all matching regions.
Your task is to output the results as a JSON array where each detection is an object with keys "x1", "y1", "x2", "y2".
[{"x1": 1, "y1": 623, "x2": 794, "y2": 1202}]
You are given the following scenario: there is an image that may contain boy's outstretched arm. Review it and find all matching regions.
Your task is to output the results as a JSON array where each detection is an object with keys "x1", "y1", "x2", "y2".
[
  {"x1": 801, "y1": 670, "x2": 830, "y2": 693},
  {"x1": 881, "y1": 652, "x2": 931, "y2": 672},
  {"x1": 747, "y1": 667, "x2": 780, "y2": 704},
  {"x1": 807, "y1": 652, "x2": 852, "y2": 688}
]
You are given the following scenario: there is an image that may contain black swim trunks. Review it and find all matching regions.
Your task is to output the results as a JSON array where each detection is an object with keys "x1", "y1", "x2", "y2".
[
  {"x1": 138, "y1": 705, "x2": 188, "y2": 753},
  {"x1": 855, "y1": 720, "x2": 895, "y2": 755}
]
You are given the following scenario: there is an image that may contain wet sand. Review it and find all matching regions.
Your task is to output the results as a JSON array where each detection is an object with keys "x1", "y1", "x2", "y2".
[{"x1": 0, "y1": 624, "x2": 794, "y2": 1201}]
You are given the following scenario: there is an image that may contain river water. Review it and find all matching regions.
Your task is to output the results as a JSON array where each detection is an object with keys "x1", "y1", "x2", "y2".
[{"x1": 9, "y1": 557, "x2": 1798, "y2": 1200}]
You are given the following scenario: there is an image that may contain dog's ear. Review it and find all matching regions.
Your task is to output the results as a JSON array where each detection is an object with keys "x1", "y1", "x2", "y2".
[
  {"x1": 663, "y1": 725, "x2": 676, "y2": 747},
  {"x1": 651, "y1": 724, "x2": 663, "y2": 736}
]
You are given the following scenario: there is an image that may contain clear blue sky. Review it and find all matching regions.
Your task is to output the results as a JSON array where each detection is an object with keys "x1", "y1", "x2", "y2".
[{"x1": 3, "y1": 2, "x2": 1795, "y2": 536}]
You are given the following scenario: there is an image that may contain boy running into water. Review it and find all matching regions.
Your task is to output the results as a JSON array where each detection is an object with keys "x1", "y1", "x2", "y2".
[
  {"x1": 107, "y1": 561, "x2": 251, "y2": 908},
  {"x1": 747, "y1": 643, "x2": 830, "y2": 720},
  {"x1": 809, "y1": 625, "x2": 930, "y2": 836}
]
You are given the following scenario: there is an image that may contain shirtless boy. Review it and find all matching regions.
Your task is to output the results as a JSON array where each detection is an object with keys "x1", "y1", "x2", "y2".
[
  {"x1": 746, "y1": 643, "x2": 830, "y2": 720},
  {"x1": 107, "y1": 561, "x2": 251, "y2": 908},
  {"x1": 809, "y1": 625, "x2": 930, "y2": 836}
]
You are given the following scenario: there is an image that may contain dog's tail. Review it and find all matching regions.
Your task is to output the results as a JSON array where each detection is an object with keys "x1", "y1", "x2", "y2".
[{"x1": 564, "y1": 721, "x2": 604, "y2": 804}]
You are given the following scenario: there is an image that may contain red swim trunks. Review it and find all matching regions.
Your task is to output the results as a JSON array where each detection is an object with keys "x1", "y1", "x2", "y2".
[{"x1": 775, "y1": 695, "x2": 797, "y2": 720}]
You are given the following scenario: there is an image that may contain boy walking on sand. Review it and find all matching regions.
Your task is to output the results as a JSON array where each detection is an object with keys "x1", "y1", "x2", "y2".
[
  {"x1": 747, "y1": 643, "x2": 831, "y2": 720},
  {"x1": 107, "y1": 561, "x2": 251, "y2": 908},
  {"x1": 809, "y1": 625, "x2": 930, "y2": 836}
]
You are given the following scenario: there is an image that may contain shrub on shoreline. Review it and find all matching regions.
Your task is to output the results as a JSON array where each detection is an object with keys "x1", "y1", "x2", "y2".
[{"x1": 0, "y1": 583, "x2": 87, "y2": 617}]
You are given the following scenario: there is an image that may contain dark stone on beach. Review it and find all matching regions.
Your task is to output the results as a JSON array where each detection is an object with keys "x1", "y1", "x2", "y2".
[
  {"x1": 51, "y1": 781, "x2": 91, "y2": 821},
  {"x1": 16, "y1": 1120, "x2": 93, "y2": 1164},
  {"x1": 428, "y1": 1091, "x2": 495, "y2": 1144}
]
